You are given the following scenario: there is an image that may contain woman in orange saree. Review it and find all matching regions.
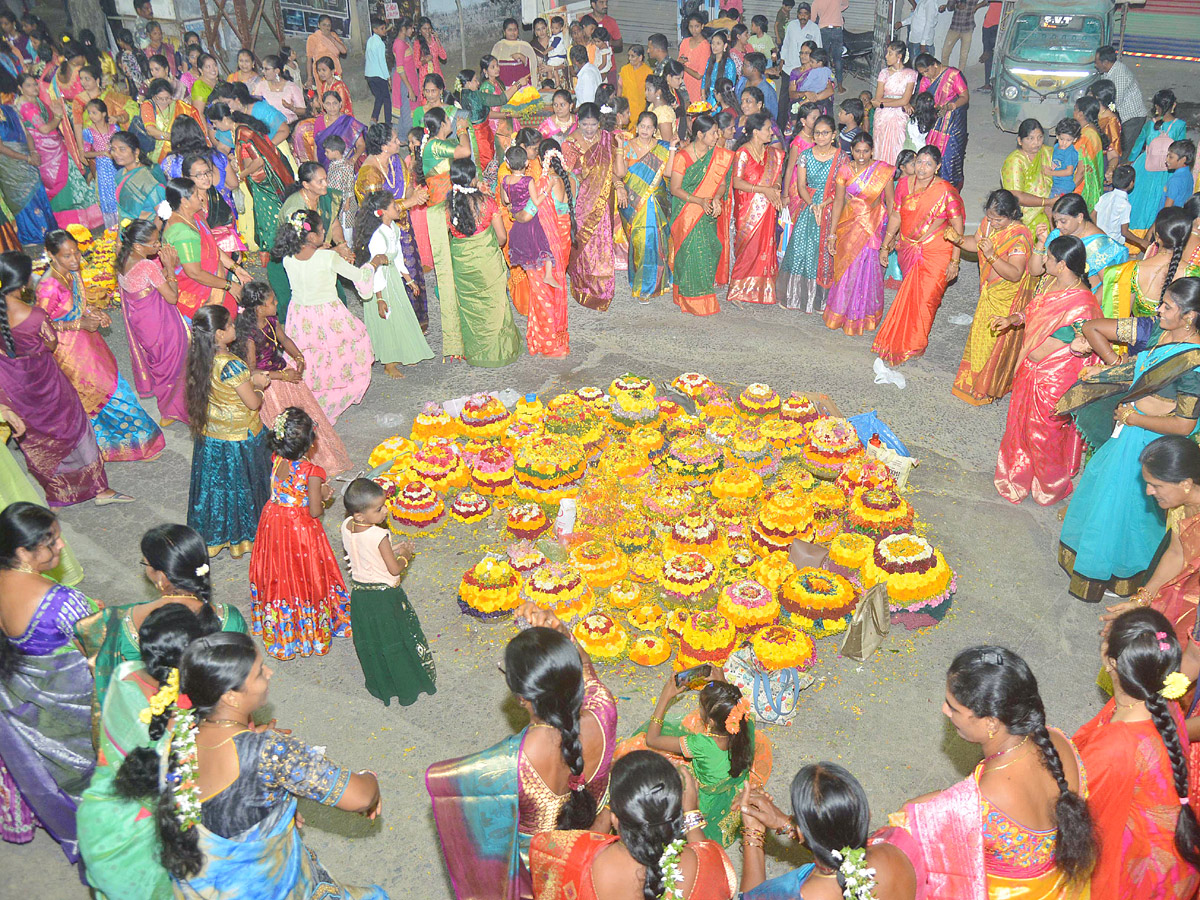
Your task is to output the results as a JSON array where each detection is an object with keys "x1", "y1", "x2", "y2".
[
  {"x1": 530, "y1": 751, "x2": 737, "y2": 900},
  {"x1": 669, "y1": 114, "x2": 733, "y2": 317},
  {"x1": 994, "y1": 235, "x2": 1100, "y2": 506},
  {"x1": 825, "y1": 135, "x2": 893, "y2": 335},
  {"x1": 728, "y1": 113, "x2": 784, "y2": 305},
  {"x1": 873, "y1": 145, "x2": 964, "y2": 367},
  {"x1": 948, "y1": 189, "x2": 1034, "y2": 404}
]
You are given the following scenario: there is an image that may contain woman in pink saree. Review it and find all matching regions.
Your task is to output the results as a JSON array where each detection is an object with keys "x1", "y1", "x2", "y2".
[
  {"x1": 870, "y1": 41, "x2": 917, "y2": 166},
  {"x1": 562, "y1": 103, "x2": 627, "y2": 311},
  {"x1": 884, "y1": 646, "x2": 1096, "y2": 900},
  {"x1": 994, "y1": 235, "x2": 1100, "y2": 506},
  {"x1": 16, "y1": 74, "x2": 101, "y2": 229},
  {"x1": 115, "y1": 220, "x2": 190, "y2": 426},
  {"x1": 427, "y1": 605, "x2": 618, "y2": 900}
]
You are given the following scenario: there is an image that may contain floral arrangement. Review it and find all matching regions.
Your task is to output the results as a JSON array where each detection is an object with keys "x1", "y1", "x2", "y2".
[
  {"x1": 643, "y1": 485, "x2": 696, "y2": 527},
  {"x1": 836, "y1": 458, "x2": 894, "y2": 495},
  {"x1": 627, "y1": 425, "x2": 666, "y2": 461},
  {"x1": 411, "y1": 402, "x2": 457, "y2": 443},
  {"x1": 737, "y1": 383, "x2": 781, "y2": 417},
  {"x1": 718, "y1": 579, "x2": 780, "y2": 633},
  {"x1": 863, "y1": 533, "x2": 956, "y2": 629},
  {"x1": 629, "y1": 633, "x2": 673, "y2": 666},
  {"x1": 610, "y1": 373, "x2": 655, "y2": 396},
  {"x1": 751, "y1": 623, "x2": 817, "y2": 671},
  {"x1": 672, "y1": 372, "x2": 713, "y2": 398},
  {"x1": 458, "y1": 392, "x2": 511, "y2": 440},
  {"x1": 509, "y1": 84, "x2": 542, "y2": 106},
  {"x1": 723, "y1": 546, "x2": 760, "y2": 583},
  {"x1": 598, "y1": 442, "x2": 652, "y2": 480},
  {"x1": 507, "y1": 540, "x2": 547, "y2": 573},
  {"x1": 809, "y1": 483, "x2": 848, "y2": 542},
  {"x1": 630, "y1": 551, "x2": 665, "y2": 584},
  {"x1": 750, "y1": 551, "x2": 797, "y2": 596},
  {"x1": 827, "y1": 532, "x2": 876, "y2": 575},
  {"x1": 387, "y1": 481, "x2": 445, "y2": 533},
  {"x1": 750, "y1": 492, "x2": 814, "y2": 555},
  {"x1": 759, "y1": 419, "x2": 806, "y2": 457},
  {"x1": 627, "y1": 602, "x2": 666, "y2": 632},
  {"x1": 782, "y1": 568, "x2": 858, "y2": 637},
  {"x1": 665, "y1": 607, "x2": 692, "y2": 638},
  {"x1": 368, "y1": 436, "x2": 415, "y2": 468},
  {"x1": 410, "y1": 438, "x2": 469, "y2": 492},
  {"x1": 458, "y1": 557, "x2": 521, "y2": 618},
  {"x1": 663, "y1": 513, "x2": 726, "y2": 561},
  {"x1": 614, "y1": 516, "x2": 657, "y2": 555},
  {"x1": 573, "y1": 613, "x2": 629, "y2": 659},
  {"x1": 608, "y1": 579, "x2": 643, "y2": 609},
  {"x1": 660, "y1": 551, "x2": 717, "y2": 605},
  {"x1": 706, "y1": 417, "x2": 739, "y2": 447},
  {"x1": 506, "y1": 502, "x2": 550, "y2": 540},
  {"x1": 802, "y1": 418, "x2": 864, "y2": 480},
  {"x1": 521, "y1": 563, "x2": 594, "y2": 622},
  {"x1": 450, "y1": 491, "x2": 491, "y2": 524},
  {"x1": 710, "y1": 496, "x2": 755, "y2": 542},
  {"x1": 845, "y1": 486, "x2": 914, "y2": 538},
  {"x1": 663, "y1": 434, "x2": 724, "y2": 484},
  {"x1": 779, "y1": 393, "x2": 821, "y2": 424},
  {"x1": 514, "y1": 433, "x2": 586, "y2": 500},
  {"x1": 610, "y1": 387, "x2": 660, "y2": 428},
  {"x1": 678, "y1": 610, "x2": 737, "y2": 667},
  {"x1": 570, "y1": 539, "x2": 630, "y2": 590},
  {"x1": 686, "y1": 100, "x2": 713, "y2": 114},
  {"x1": 471, "y1": 445, "x2": 516, "y2": 495}
]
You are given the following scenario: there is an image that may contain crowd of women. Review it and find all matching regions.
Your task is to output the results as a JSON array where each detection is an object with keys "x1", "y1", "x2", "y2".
[{"x1": 5, "y1": 7, "x2": 1200, "y2": 899}]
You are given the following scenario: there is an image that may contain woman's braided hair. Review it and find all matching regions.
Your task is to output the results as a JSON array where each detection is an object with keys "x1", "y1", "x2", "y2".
[
  {"x1": 1152, "y1": 207, "x2": 1194, "y2": 302},
  {"x1": 1107, "y1": 607, "x2": 1200, "y2": 866},
  {"x1": 0, "y1": 251, "x2": 32, "y2": 358},
  {"x1": 947, "y1": 646, "x2": 1097, "y2": 882},
  {"x1": 610, "y1": 750, "x2": 685, "y2": 900},
  {"x1": 538, "y1": 138, "x2": 576, "y2": 244},
  {"x1": 504, "y1": 626, "x2": 596, "y2": 829}
]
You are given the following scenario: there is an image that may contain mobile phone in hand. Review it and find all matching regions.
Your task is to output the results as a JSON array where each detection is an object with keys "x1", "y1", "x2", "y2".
[{"x1": 675, "y1": 663, "x2": 712, "y2": 688}]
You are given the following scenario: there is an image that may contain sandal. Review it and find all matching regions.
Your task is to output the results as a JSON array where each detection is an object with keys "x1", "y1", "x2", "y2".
[{"x1": 95, "y1": 491, "x2": 136, "y2": 506}]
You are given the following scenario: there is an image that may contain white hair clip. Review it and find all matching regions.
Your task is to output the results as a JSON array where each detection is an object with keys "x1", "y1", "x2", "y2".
[
  {"x1": 156, "y1": 201, "x2": 172, "y2": 220},
  {"x1": 195, "y1": 563, "x2": 209, "y2": 577},
  {"x1": 599, "y1": 104, "x2": 613, "y2": 114}
]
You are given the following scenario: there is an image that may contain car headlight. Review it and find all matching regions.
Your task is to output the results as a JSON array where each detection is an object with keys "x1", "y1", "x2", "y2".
[{"x1": 1002, "y1": 84, "x2": 1020, "y2": 100}]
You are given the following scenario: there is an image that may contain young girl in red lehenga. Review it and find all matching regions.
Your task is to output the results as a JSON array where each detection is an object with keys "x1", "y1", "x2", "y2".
[{"x1": 249, "y1": 406, "x2": 351, "y2": 660}]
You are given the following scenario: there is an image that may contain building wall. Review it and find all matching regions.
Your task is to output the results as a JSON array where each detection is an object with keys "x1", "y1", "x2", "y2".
[{"x1": 424, "y1": 0, "x2": 524, "y2": 72}]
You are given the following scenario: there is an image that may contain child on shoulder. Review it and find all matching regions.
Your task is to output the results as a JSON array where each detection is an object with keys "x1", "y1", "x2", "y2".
[
  {"x1": 341, "y1": 477, "x2": 436, "y2": 706},
  {"x1": 249, "y1": 406, "x2": 351, "y2": 660}
]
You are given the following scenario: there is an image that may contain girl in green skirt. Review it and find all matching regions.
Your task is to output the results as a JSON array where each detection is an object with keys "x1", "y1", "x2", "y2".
[{"x1": 340, "y1": 478, "x2": 436, "y2": 705}]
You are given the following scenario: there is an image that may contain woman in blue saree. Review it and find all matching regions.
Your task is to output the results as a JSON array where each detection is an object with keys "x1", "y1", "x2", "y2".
[
  {"x1": 620, "y1": 112, "x2": 673, "y2": 301},
  {"x1": 110, "y1": 130, "x2": 167, "y2": 221},
  {"x1": 1058, "y1": 276, "x2": 1200, "y2": 602},
  {"x1": 1029, "y1": 193, "x2": 1128, "y2": 293},
  {"x1": 0, "y1": 103, "x2": 57, "y2": 245},
  {"x1": 167, "y1": 632, "x2": 387, "y2": 900},
  {"x1": 0, "y1": 503, "x2": 97, "y2": 863}
]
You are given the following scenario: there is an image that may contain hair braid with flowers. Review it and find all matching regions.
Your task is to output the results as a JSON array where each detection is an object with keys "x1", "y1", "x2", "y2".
[
  {"x1": 537, "y1": 138, "x2": 576, "y2": 244},
  {"x1": 698, "y1": 681, "x2": 751, "y2": 778}
]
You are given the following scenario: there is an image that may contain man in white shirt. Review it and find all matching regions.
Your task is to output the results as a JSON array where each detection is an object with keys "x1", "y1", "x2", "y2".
[
  {"x1": 571, "y1": 44, "x2": 601, "y2": 105},
  {"x1": 780, "y1": 2, "x2": 822, "y2": 76},
  {"x1": 901, "y1": 0, "x2": 939, "y2": 61}
]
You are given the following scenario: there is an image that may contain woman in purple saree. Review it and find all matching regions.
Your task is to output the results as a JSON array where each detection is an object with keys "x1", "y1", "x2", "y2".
[
  {"x1": 0, "y1": 253, "x2": 113, "y2": 507},
  {"x1": 298, "y1": 91, "x2": 366, "y2": 169},
  {"x1": 428, "y1": 605, "x2": 618, "y2": 900},
  {"x1": 115, "y1": 220, "x2": 190, "y2": 425},
  {"x1": 0, "y1": 502, "x2": 97, "y2": 863}
]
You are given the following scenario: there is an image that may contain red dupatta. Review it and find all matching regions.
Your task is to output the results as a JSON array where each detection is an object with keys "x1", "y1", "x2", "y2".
[
  {"x1": 1152, "y1": 512, "x2": 1200, "y2": 644},
  {"x1": 1017, "y1": 286, "x2": 1098, "y2": 367},
  {"x1": 236, "y1": 124, "x2": 294, "y2": 188},
  {"x1": 669, "y1": 146, "x2": 735, "y2": 269}
]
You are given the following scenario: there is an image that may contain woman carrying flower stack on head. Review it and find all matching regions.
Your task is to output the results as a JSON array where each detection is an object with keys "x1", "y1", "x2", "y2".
[
  {"x1": 272, "y1": 209, "x2": 373, "y2": 422},
  {"x1": 615, "y1": 670, "x2": 772, "y2": 846},
  {"x1": 164, "y1": 632, "x2": 388, "y2": 898},
  {"x1": 670, "y1": 113, "x2": 733, "y2": 317},
  {"x1": 947, "y1": 189, "x2": 1035, "y2": 405},
  {"x1": 620, "y1": 111, "x2": 673, "y2": 303},
  {"x1": 353, "y1": 190, "x2": 435, "y2": 377},
  {"x1": 530, "y1": 750, "x2": 738, "y2": 900},
  {"x1": 825, "y1": 132, "x2": 894, "y2": 335},
  {"x1": 738, "y1": 763, "x2": 918, "y2": 899},
  {"x1": 1074, "y1": 607, "x2": 1200, "y2": 900},
  {"x1": 563, "y1": 102, "x2": 627, "y2": 312},
  {"x1": 446, "y1": 158, "x2": 521, "y2": 368},
  {"x1": 428, "y1": 603, "x2": 617, "y2": 898},
  {"x1": 993, "y1": 235, "x2": 1100, "y2": 506},
  {"x1": 873, "y1": 145, "x2": 965, "y2": 373},
  {"x1": 115, "y1": 220, "x2": 189, "y2": 428},
  {"x1": 1058, "y1": 276, "x2": 1200, "y2": 602},
  {"x1": 184, "y1": 305, "x2": 272, "y2": 559},
  {"x1": 232, "y1": 281, "x2": 350, "y2": 477},
  {"x1": 728, "y1": 112, "x2": 784, "y2": 306},
  {"x1": 779, "y1": 114, "x2": 841, "y2": 314},
  {"x1": 249, "y1": 407, "x2": 350, "y2": 661},
  {"x1": 341, "y1": 477, "x2": 436, "y2": 706},
  {"x1": 0, "y1": 503, "x2": 99, "y2": 864},
  {"x1": 890, "y1": 646, "x2": 1096, "y2": 897},
  {"x1": 76, "y1": 603, "x2": 215, "y2": 900},
  {"x1": 38, "y1": 229, "x2": 165, "y2": 462}
]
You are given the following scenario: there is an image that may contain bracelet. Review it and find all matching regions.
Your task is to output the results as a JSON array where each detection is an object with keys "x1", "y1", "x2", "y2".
[
  {"x1": 649, "y1": 715, "x2": 665, "y2": 727},
  {"x1": 681, "y1": 811, "x2": 707, "y2": 833},
  {"x1": 741, "y1": 828, "x2": 765, "y2": 848}
]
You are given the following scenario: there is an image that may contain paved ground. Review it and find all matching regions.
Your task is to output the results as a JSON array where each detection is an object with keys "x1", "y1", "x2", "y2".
[{"x1": 7, "y1": 53, "x2": 1198, "y2": 898}]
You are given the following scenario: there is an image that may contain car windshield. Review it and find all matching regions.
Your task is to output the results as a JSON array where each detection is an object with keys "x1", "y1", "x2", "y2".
[{"x1": 1007, "y1": 14, "x2": 1102, "y2": 64}]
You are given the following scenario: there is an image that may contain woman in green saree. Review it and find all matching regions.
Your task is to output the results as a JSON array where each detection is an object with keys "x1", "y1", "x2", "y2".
[
  {"x1": 614, "y1": 671, "x2": 772, "y2": 846},
  {"x1": 109, "y1": 130, "x2": 166, "y2": 221},
  {"x1": 669, "y1": 113, "x2": 733, "y2": 316},
  {"x1": 1074, "y1": 97, "x2": 1106, "y2": 212},
  {"x1": 421, "y1": 106, "x2": 473, "y2": 360},
  {"x1": 1000, "y1": 118, "x2": 1053, "y2": 233},
  {"x1": 445, "y1": 157, "x2": 520, "y2": 367},
  {"x1": 76, "y1": 603, "x2": 214, "y2": 900}
]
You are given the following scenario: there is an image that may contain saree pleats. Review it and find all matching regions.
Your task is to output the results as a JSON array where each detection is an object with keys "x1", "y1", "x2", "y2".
[
  {"x1": 565, "y1": 134, "x2": 618, "y2": 311},
  {"x1": 620, "y1": 141, "x2": 672, "y2": 300},
  {"x1": 450, "y1": 228, "x2": 521, "y2": 368},
  {"x1": 728, "y1": 145, "x2": 783, "y2": 305},
  {"x1": 670, "y1": 147, "x2": 733, "y2": 316}
]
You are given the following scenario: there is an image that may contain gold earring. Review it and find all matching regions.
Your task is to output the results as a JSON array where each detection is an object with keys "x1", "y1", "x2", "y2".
[{"x1": 987, "y1": 724, "x2": 997, "y2": 740}]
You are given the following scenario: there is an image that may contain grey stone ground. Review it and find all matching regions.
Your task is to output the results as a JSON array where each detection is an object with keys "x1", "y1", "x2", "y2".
[{"x1": 5, "y1": 55, "x2": 1196, "y2": 898}]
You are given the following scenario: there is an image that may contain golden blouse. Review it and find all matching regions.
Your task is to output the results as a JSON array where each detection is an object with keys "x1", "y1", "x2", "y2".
[{"x1": 202, "y1": 352, "x2": 262, "y2": 441}]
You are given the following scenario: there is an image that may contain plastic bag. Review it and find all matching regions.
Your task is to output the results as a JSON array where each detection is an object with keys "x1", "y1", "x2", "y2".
[{"x1": 847, "y1": 411, "x2": 909, "y2": 456}]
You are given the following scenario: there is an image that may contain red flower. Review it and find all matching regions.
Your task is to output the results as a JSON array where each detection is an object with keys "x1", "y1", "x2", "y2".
[{"x1": 176, "y1": 693, "x2": 193, "y2": 710}]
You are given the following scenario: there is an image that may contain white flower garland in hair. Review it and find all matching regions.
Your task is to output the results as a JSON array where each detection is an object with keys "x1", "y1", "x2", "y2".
[
  {"x1": 156, "y1": 200, "x2": 172, "y2": 220},
  {"x1": 542, "y1": 148, "x2": 565, "y2": 168},
  {"x1": 452, "y1": 184, "x2": 480, "y2": 196},
  {"x1": 160, "y1": 708, "x2": 202, "y2": 830},
  {"x1": 599, "y1": 104, "x2": 613, "y2": 114},
  {"x1": 831, "y1": 847, "x2": 878, "y2": 900},
  {"x1": 657, "y1": 838, "x2": 686, "y2": 900}
]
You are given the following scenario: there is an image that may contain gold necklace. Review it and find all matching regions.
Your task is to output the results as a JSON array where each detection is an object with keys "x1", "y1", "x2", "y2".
[
  {"x1": 201, "y1": 718, "x2": 250, "y2": 729},
  {"x1": 12, "y1": 562, "x2": 40, "y2": 575},
  {"x1": 984, "y1": 733, "x2": 1029, "y2": 763}
]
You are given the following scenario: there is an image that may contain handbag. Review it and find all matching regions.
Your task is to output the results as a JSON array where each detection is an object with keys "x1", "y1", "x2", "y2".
[
  {"x1": 788, "y1": 539, "x2": 829, "y2": 570},
  {"x1": 724, "y1": 646, "x2": 813, "y2": 727},
  {"x1": 1144, "y1": 130, "x2": 1173, "y2": 173},
  {"x1": 840, "y1": 584, "x2": 891, "y2": 662}
]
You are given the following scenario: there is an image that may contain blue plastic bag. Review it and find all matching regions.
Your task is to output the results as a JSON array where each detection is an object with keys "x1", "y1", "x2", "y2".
[{"x1": 847, "y1": 411, "x2": 910, "y2": 456}]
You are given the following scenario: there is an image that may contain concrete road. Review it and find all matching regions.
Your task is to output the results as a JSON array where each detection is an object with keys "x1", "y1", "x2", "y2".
[{"x1": 8, "y1": 54, "x2": 1196, "y2": 897}]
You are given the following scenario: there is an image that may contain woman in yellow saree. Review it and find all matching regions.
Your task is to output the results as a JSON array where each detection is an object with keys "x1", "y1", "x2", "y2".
[
  {"x1": 669, "y1": 113, "x2": 733, "y2": 317},
  {"x1": 1000, "y1": 119, "x2": 1053, "y2": 233},
  {"x1": 1073, "y1": 97, "x2": 1106, "y2": 212},
  {"x1": 948, "y1": 189, "x2": 1034, "y2": 404},
  {"x1": 620, "y1": 111, "x2": 674, "y2": 301}
]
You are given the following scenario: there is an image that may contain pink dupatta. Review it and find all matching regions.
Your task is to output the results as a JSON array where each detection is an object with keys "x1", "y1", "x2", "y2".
[{"x1": 901, "y1": 776, "x2": 987, "y2": 900}]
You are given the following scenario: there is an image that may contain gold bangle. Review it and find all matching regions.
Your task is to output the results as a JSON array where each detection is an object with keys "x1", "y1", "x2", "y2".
[{"x1": 650, "y1": 715, "x2": 664, "y2": 726}]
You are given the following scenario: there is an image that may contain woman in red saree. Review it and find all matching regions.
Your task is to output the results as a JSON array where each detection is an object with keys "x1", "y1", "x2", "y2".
[
  {"x1": 1074, "y1": 607, "x2": 1200, "y2": 900},
  {"x1": 729, "y1": 112, "x2": 784, "y2": 305},
  {"x1": 993, "y1": 235, "x2": 1099, "y2": 506},
  {"x1": 563, "y1": 103, "x2": 627, "y2": 312},
  {"x1": 873, "y1": 145, "x2": 964, "y2": 368},
  {"x1": 530, "y1": 751, "x2": 737, "y2": 900}
]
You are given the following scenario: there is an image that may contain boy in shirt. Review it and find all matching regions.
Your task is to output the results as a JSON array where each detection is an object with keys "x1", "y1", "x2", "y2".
[
  {"x1": 776, "y1": 0, "x2": 795, "y2": 46},
  {"x1": 1095, "y1": 164, "x2": 1143, "y2": 249},
  {"x1": 1164, "y1": 140, "x2": 1197, "y2": 208},
  {"x1": 322, "y1": 135, "x2": 357, "y2": 241},
  {"x1": 1046, "y1": 119, "x2": 1080, "y2": 198},
  {"x1": 836, "y1": 98, "x2": 864, "y2": 152},
  {"x1": 749, "y1": 15, "x2": 775, "y2": 56},
  {"x1": 364, "y1": 17, "x2": 391, "y2": 126}
]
